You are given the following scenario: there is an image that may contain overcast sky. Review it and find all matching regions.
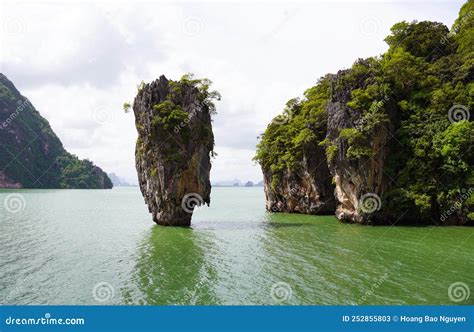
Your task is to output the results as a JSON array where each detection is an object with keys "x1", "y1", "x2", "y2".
[{"x1": 0, "y1": 0, "x2": 464, "y2": 184}]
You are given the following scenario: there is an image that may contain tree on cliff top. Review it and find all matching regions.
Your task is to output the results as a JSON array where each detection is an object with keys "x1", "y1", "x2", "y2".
[{"x1": 255, "y1": 1, "x2": 473, "y2": 223}]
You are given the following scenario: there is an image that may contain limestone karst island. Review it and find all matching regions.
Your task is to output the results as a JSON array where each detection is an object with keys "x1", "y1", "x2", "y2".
[
  {"x1": 130, "y1": 2, "x2": 473, "y2": 227},
  {"x1": 132, "y1": 75, "x2": 219, "y2": 226},
  {"x1": 255, "y1": 2, "x2": 473, "y2": 226},
  {"x1": 0, "y1": 0, "x2": 472, "y2": 311}
]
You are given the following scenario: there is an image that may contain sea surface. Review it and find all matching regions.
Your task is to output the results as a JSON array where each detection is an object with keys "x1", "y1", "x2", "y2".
[{"x1": 0, "y1": 187, "x2": 472, "y2": 305}]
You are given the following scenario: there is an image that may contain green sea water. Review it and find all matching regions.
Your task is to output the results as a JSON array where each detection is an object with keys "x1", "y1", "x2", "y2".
[{"x1": 0, "y1": 187, "x2": 472, "y2": 305}]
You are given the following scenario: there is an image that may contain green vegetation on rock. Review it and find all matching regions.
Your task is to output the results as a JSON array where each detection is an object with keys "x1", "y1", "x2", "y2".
[
  {"x1": 0, "y1": 73, "x2": 112, "y2": 189},
  {"x1": 136, "y1": 74, "x2": 220, "y2": 166},
  {"x1": 255, "y1": 1, "x2": 473, "y2": 223},
  {"x1": 133, "y1": 74, "x2": 218, "y2": 226},
  {"x1": 254, "y1": 78, "x2": 331, "y2": 188}
]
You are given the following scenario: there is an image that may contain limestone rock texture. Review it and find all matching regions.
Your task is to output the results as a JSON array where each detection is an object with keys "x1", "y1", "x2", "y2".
[
  {"x1": 256, "y1": 4, "x2": 474, "y2": 225},
  {"x1": 133, "y1": 75, "x2": 216, "y2": 226},
  {"x1": 262, "y1": 150, "x2": 335, "y2": 215},
  {"x1": 325, "y1": 68, "x2": 393, "y2": 224}
]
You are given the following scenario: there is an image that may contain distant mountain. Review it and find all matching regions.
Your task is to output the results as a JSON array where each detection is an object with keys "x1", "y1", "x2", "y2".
[
  {"x1": 212, "y1": 179, "x2": 264, "y2": 187},
  {"x1": 0, "y1": 73, "x2": 112, "y2": 189},
  {"x1": 213, "y1": 178, "x2": 243, "y2": 187},
  {"x1": 108, "y1": 173, "x2": 124, "y2": 186},
  {"x1": 108, "y1": 173, "x2": 137, "y2": 187}
]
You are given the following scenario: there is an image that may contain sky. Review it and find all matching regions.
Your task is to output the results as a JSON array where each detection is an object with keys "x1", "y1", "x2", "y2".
[{"x1": 0, "y1": 0, "x2": 465, "y2": 184}]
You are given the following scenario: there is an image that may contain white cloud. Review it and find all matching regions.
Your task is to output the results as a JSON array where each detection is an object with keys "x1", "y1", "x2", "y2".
[{"x1": 0, "y1": 0, "x2": 464, "y2": 184}]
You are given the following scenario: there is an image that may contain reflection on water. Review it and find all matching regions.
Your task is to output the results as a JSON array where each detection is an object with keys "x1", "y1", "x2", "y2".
[
  {"x1": 0, "y1": 187, "x2": 473, "y2": 305},
  {"x1": 128, "y1": 226, "x2": 220, "y2": 305}
]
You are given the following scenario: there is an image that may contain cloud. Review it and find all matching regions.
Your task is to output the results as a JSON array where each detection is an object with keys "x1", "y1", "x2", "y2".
[
  {"x1": 0, "y1": 0, "x2": 464, "y2": 183},
  {"x1": 0, "y1": 2, "x2": 172, "y2": 89}
]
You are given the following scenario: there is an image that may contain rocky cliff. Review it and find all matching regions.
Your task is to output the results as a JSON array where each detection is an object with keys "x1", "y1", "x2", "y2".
[
  {"x1": 255, "y1": 85, "x2": 336, "y2": 216},
  {"x1": 325, "y1": 65, "x2": 394, "y2": 224},
  {"x1": 262, "y1": 148, "x2": 335, "y2": 214},
  {"x1": 256, "y1": 1, "x2": 473, "y2": 225},
  {"x1": 133, "y1": 75, "x2": 218, "y2": 226},
  {"x1": 0, "y1": 73, "x2": 112, "y2": 189}
]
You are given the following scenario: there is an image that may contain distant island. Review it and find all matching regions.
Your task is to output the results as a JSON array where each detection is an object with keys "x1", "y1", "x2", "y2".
[
  {"x1": 0, "y1": 74, "x2": 112, "y2": 189},
  {"x1": 108, "y1": 173, "x2": 138, "y2": 187},
  {"x1": 212, "y1": 179, "x2": 264, "y2": 187}
]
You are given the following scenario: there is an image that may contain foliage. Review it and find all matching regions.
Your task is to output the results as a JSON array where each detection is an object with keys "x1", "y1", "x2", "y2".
[
  {"x1": 179, "y1": 73, "x2": 221, "y2": 115},
  {"x1": 0, "y1": 73, "x2": 112, "y2": 189},
  {"x1": 255, "y1": 1, "x2": 473, "y2": 222},
  {"x1": 123, "y1": 102, "x2": 131, "y2": 113},
  {"x1": 56, "y1": 154, "x2": 113, "y2": 189},
  {"x1": 134, "y1": 74, "x2": 219, "y2": 167},
  {"x1": 254, "y1": 77, "x2": 331, "y2": 187},
  {"x1": 148, "y1": 74, "x2": 219, "y2": 145}
]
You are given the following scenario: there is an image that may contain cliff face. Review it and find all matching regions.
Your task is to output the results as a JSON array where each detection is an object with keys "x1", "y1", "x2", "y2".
[
  {"x1": 255, "y1": 81, "x2": 336, "y2": 216},
  {"x1": 262, "y1": 147, "x2": 335, "y2": 214},
  {"x1": 325, "y1": 67, "x2": 393, "y2": 224},
  {"x1": 256, "y1": 2, "x2": 474, "y2": 225},
  {"x1": 0, "y1": 73, "x2": 112, "y2": 189},
  {"x1": 133, "y1": 75, "x2": 216, "y2": 226}
]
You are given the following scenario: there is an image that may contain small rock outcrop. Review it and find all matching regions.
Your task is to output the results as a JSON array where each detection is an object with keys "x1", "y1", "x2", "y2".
[{"x1": 133, "y1": 75, "x2": 218, "y2": 226}]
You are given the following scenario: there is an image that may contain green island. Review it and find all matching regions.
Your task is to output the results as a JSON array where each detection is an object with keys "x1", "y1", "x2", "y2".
[
  {"x1": 0, "y1": 74, "x2": 112, "y2": 189},
  {"x1": 255, "y1": 1, "x2": 473, "y2": 225},
  {"x1": 0, "y1": 0, "x2": 473, "y2": 309},
  {"x1": 132, "y1": 74, "x2": 219, "y2": 226}
]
